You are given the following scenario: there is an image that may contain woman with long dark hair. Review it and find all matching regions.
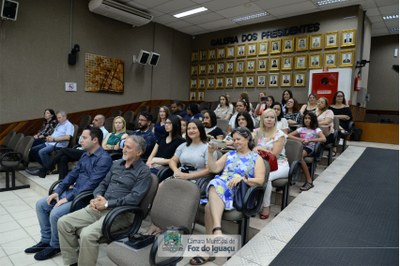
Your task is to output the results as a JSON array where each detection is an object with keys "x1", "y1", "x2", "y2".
[
  {"x1": 202, "y1": 110, "x2": 224, "y2": 140},
  {"x1": 214, "y1": 95, "x2": 233, "y2": 120},
  {"x1": 329, "y1": 91, "x2": 352, "y2": 132},
  {"x1": 32, "y1": 109, "x2": 58, "y2": 147}
]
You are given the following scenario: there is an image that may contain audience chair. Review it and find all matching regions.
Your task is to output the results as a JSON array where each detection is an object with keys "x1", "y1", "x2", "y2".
[
  {"x1": 0, "y1": 136, "x2": 33, "y2": 192},
  {"x1": 106, "y1": 178, "x2": 200, "y2": 266},
  {"x1": 272, "y1": 139, "x2": 303, "y2": 210},
  {"x1": 77, "y1": 115, "x2": 92, "y2": 136},
  {"x1": 0, "y1": 131, "x2": 16, "y2": 148},
  {"x1": 209, "y1": 101, "x2": 219, "y2": 111},
  {"x1": 0, "y1": 132, "x2": 24, "y2": 153},
  {"x1": 304, "y1": 142, "x2": 323, "y2": 181},
  {"x1": 323, "y1": 118, "x2": 340, "y2": 165},
  {"x1": 199, "y1": 102, "x2": 210, "y2": 111},
  {"x1": 341, "y1": 120, "x2": 355, "y2": 152},
  {"x1": 123, "y1": 111, "x2": 136, "y2": 130},
  {"x1": 104, "y1": 117, "x2": 114, "y2": 133},
  {"x1": 149, "y1": 106, "x2": 159, "y2": 123},
  {"x1": 216, "y1": 119, "x2": 230, "y2": 132},
  {"x1": 111, "y1": 110, "x2": 123, "y2": 117}
]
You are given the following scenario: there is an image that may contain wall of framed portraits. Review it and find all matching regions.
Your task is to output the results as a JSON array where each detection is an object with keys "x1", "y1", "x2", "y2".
[{"x1": 189, "y1": 6, "x2": 364, "y2": 104}]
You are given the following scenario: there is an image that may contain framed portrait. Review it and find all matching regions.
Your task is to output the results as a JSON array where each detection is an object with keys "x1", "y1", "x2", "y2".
[
  {"x1": 216, "y1": 77, "x2": 225, "y2": 89},
  {"x1": 199, "y1": 50, "x2": 207, "y2": 61},
  {"x1": 198, "y1": 78, "x2": 206, "y2": 89},
  {"x1": 235, "y1": 61, "x2": 245, "y2": 73},
  {"x1": 309, "y1": 53, "x2": 322, "y2": 69},
  {"x1": 296, "y1": 36, "x2": 308, "y2": 52},
  {"x1": 257, "y1": 58, "x2": 268, "y2": 72},
  {"x1": 191, "y1": 65, "x2": 198, "y2": 76},
  {"x1": 208, "y1": 49, "x2": 216, "y2": 60},
  {"x1": 295, "y1": 55, "x2": 307, "y2": 70},
  {"x1": 190, "y1": 79, "x2": 197, "y2": 89},
  {"x1": 197, "y1": 90, "x2": 205, "y2": 101},
  {"x1": 246, "y1": 43, "x2": 257, "y2": 57},
  {"x1": 245, "y1": 60, "x2": 256, "y2": 72},
  {"x1": 191, "y1": 51, "x2": 199, "y2": 62},
  {"x1": 268, "y1": 74, "x2": 279, "y2": 88},
  {"x1": 216, "y1": 62, "x2": 225, "y2": 74},
  {"x1": 206, "y1": 78, "x2": 215, "y2": 89},
  {"x1": 257, "y1": 75, "x2": 267, "y2": 87},
  {"x1": 225, "y1": 61, "x2": 234, "y2": 73},
  {"x1": 324, "y1": 52, "x2": 337, "y2": 67},
  {"x1": 258, "y1": 41, "x2": 268, "y2": 55},
  {"x1": 341, "y1": 29, "x2": 356, "y2": 47},
  {"x1": 269, "y1": 57, "x2": 280, "y2": 71},
  {"x1": 325, "y1": 31, "x2": 338, "y2": 49},
  {"x1": 340, "y1": 50, "x2": 355, "y2": 67},
  {"x1": 226, "y1": 46, "x2": 235, "y2": 58},
  {"x1": 282, "y1": 37, "x2": 294, "y2": 53},
  {"x1": 281, "y1": 56, "x2": 293, "y2": 70},
  {"x1": 207, "y1": 63, "x2": 216, "y2": 74},
  {"x1": 270, "y1": 39, "x2": 281, "y2": 54},
  {"x1": 236, "y1": 44, "x2": 246, "y2": 57},
  {"x1": 217, "y1": 47, "x2": 226, "y2": 59},
  {"x1": 198, "y1": 64, "x2": 207, "y2": 75},
  {"x1": 294, "y1": 72, "x2": 306, "y2": 87},
  {"x1": 225, "y1": 77, "x2": 234, "y2": 88},
  {"x1": 246, "y1": 76, "x2": 255, "y2": 87},
  {"x1": 235, "y1": 76, "x2": 244, "y2": 88},
  {"x1": 189, "y1": 90, "x2": 197, "y2": 101},
  {"x1": 280, "y1": 72, "x2": 292, "y2": 87},
  {"x1": 309, "y1": 34, "x2": 323, "y2": 50}
]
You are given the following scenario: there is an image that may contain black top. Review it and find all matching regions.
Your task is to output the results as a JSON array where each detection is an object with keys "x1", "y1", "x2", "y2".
[
  {"x1": 207, "y1": 127, "x2": 224, "y2": 139},
  {"x1": 155, "y1": 137, "x2": 185, "y2": 159},
  {"x1": 329, "y1": 106, "x2": 353, "y2": 131}
]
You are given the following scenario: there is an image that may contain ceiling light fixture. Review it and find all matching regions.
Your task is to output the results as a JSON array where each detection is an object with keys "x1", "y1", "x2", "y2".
[
  {"x1": 173, "y1": 7, "x2": 207, "y2": 18},
  {"x1": 315, "y1": 0, "x2": 348, "y2": 7},
  {"x1": 383, "y1": 15, "x2": 399, "y2": 20},
  {"x1": 232, "y1": 11, "x2": 269, "y2": 23}
]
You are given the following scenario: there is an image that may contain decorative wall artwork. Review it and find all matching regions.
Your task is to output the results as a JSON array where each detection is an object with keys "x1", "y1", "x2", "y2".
[
  {"x1": 247, "y1": 43, "x2": 257, "y2": 56},
  {"x1": 282, "y1": 37, "x2": 294, "y2": 53},
  {"x1": 257, "y1": 58, "x2": 268, "y2": 72},
  {"x1": 258, "y1": 41, "x2": 268, "y2": 55},
  {"x1": 340, "y1": 49, "x2": 355, "y2": 67},
  {"x1": 295, "y1": 55, "x2": 307, "y2": 69},
  {"x1": 269, "y1": 74, "x2": 279, "y2": 87},
  {"x1": 269, "y1": 57, "x2": 280, "y2": 71},
  {"x1": 281, "y1": 56, "x2": 293, "y2": 70},
  {"x1": 341, "y1": 29, "x2": 356, "y2": 47},
  {"x1": 310, "y1": 34, "x2": 323, "y2": 50},
  {"x1": 294, "y1": 72, "x2": 306, "y2": 87},
  {"x1": 236, "y1": 44, "x2": 246, "y2": 57},
  {"x1": 270, "y1": 39, "x2": 281, "y2": 54},
  {"x1": 207, "y1": 78, "x2": 215, "y2": 89},
  {"x1": 246, "y1": 60, "x2": 256, "y2": 72},
  {"x1": 281, "y1": 72, "x2": 292, "y2": 87},
  {"x1": 324, "y1": 52, "x2": 337, "y2": 67},
  {"x1": 296, "y1": 36, "x2": 308, "y2": 51},
  {"x1": 325, "y1": 31, "x2": 338, "y2": 49},
  {"x1": 257, "y1": 75, "x2": 267, "y2": 87},
  {"x1": 309, "y1": 53, "x2": 322, "y2": 69},
  {"x1": 85, "y1": 53, "x2": 124, "y2": 94}
]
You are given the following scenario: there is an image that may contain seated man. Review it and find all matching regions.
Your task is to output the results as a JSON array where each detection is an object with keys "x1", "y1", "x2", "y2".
[
  {"x1": 58, "y1": 135, "x2": 151, "y2": 266},
  {"x1": 24, "y1": 127, "x2": 112, "y2": 261},
  {"x1": 33, "y1": 114, "x2": 109, "y2": 179},
  {"x1": 29, "y1": 111, "x2": 75, "y2": 171},
  {"x1": 120, "y1": 112, "x2": 156, "y2": 161}
]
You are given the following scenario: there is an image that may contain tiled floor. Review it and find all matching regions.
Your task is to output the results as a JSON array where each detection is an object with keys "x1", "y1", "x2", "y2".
[{"x1": 0, "y1": 141, "x2": 397, "y2": 266}]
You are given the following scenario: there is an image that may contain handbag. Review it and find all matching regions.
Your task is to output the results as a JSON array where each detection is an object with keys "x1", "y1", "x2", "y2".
[
  {"x1": 125, "y1": 233, "x2": 155, "y2": 250},
  {"x1": 257, "y1": 150, "x2": 278, "y2": 172},
  {"x1": 233, "y1": 180, "x2": 254, "y2": 211}
]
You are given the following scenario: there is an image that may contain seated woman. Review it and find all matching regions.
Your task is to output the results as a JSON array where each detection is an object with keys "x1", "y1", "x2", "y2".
[
  {"x1": 299, "y1": 93, "x2": 318, "y2": 116},
  {"x1": 254, "y1": 109, "x2": 290, "y2": 219},
  {"x1": 271, "y1": 102, "x2": 289, "y2": 134},
  {"x1": 203, "y1": 110, "x2": 224, "y2": 140},
  {"x1": 102, "y1": 116, "x2": 126, "y2": 151},
  {"x1": 32, "y1": 108, "x2": 58, "y2": 147},
  {"x1": 214, "y1": 95, "x2": 233, "y2": 120},
  {"x1": 288, "y1": 112, "x2": 326, "y2": 191},
  {"x1": 329, "y1": 91, "x2": 353, "y2": 133},
  {"x1": 153, "y1": 105, "x2": 170, "y2": 142},
  {"x1": 146, "y1": 115, "x2": 185, "y2": 182},
  {"x1": 190, "y1": 127, "x2": 266, "y2": 265},
  {"x1": 281, "y1": 89, "x2": 293, "y2": 113},
  {"x1": 183, "y1": 103, "x2": 203, "y2": 122},
  {"x1": 284, "y1": 98, "x2": 302, "y2": 131},
  {"x1": 235, "y1": 111, "x2": 255, "y2": 132},
  {"x1": 316, "y1": 97, "x2": 335, "y2": 144},
  {"x1": 180, "y1": 119, "x2": 187, "y2": 139}
]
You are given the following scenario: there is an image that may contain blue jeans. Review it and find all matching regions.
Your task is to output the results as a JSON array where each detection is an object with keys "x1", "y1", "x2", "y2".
[
  {"x1": 38, "y1": 144, "x2": 58, "y2": 169},
  {"x1": 36, "y1": 194, "x2": 72, "y2": 248},
  {"x1": 30, "y1": 143, "x2": 46, "y2": 165}
]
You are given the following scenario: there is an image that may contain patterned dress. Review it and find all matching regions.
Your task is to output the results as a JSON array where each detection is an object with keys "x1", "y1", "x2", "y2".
[{"x1": 207, "y1": 150, "x2": 258, "y2": 210}]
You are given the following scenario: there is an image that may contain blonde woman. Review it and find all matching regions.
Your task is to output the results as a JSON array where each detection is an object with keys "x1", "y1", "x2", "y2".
[
  {"x1": 102, "y1": 116, "x2": 126, "y2": 151},
  {"x1": 253, "y1": 109, "x2": 290, "y2": 219}
]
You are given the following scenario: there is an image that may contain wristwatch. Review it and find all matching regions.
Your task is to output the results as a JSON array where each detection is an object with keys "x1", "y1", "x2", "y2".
[{"x1": 104, "y1": 201, "x2": 108, "y2": 209}]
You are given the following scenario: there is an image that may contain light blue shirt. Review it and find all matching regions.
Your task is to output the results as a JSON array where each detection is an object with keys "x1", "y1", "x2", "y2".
[{"x1": 46, "y1": 119, "x2": 75, "y2": 148}]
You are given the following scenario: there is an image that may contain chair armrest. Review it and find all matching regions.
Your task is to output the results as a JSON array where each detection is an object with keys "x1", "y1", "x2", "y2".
[
  {"x1": 0, "y1": 151, "x2": 23, "y2": 168},
  {"x1": 242, "y1": 185, "x2": 265, "y2": 217},
  {"x1": 149, "y1": 226, "x2": 190, "y2": 266},
  {"x1": 288, "y1": 160, "x2": 300, "y2": 183},
  {"x1": 102, "y1": 205, "x2": 144, "y2": 243},
  {"x1": 48, "y1": 180, "x2": 63, "y2": 195},
  {"x1": 313, "y1": 143, "x2": 323, "y2": 162},
  {"x1": 70, "y1": 190, "x2": 94, "y2": 212}
]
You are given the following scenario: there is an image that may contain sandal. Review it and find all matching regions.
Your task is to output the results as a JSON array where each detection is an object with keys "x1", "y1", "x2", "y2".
[
  {"x1": 212, "y1": 227, "x2": 222, "y2": 234},
  {"x1": 190, "y1": 256, "x2": 215, "y2": 265},
  {"x1": 259, "y1": 213, "x2": 269, "y2": 220},
  {"x1": 300, "y1": 182, "x2": 314, "y2": 191}
]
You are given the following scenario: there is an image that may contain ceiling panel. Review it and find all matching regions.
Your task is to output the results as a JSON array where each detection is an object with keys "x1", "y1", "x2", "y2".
[
  {"x1": 198, "y1": 19, "x2": 236, "y2": 30},
  {"x1": 128, "y1": 0, "x2": 169, "y2": 9},
  {"x1": 154, "y1": 0, "x2": 198, "y2": 14},
  {"x1": 181, "y1": 12, "x2": 225, "y2": 24},
  {"x1": 378, "y1": 5, "x2": 399, "y2": 15},
  {"x1": 204, "y1": 0, "x2": 251, "y2": 12},
  {"x1": 215, "y1": 3, "x2": 265, "y2": 18},
  {"x1": 268, "y1": 2, "x2": 317, "y2": 17}
]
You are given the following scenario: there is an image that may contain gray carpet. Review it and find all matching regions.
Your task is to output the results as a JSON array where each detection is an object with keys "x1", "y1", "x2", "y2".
[{"x1": 271, "y1": 147, "x2": 399, "y2": 265}]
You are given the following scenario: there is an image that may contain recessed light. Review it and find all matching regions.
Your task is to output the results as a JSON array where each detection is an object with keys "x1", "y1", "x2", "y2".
[
  {"x1": 173, "y1": 7, "x2": 207, "y2": 18},
  {"x1": 315, "y1": 0, "x2": 348, "y2": 7},
  {"x1": 232, "y1": 12, "x2": 269, "y2": 23},
  {"x1": 383, "y1": 15, "x2": 399, "y2": 20}
]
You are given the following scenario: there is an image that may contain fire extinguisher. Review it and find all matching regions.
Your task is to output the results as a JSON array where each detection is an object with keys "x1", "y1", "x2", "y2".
[{"x1": 354, "y1": 74, "x2": 361, "y2": 91}]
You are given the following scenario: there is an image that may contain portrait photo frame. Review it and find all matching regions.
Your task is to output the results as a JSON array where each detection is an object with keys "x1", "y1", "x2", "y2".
[
  {"x1": 208, "y1": 49, "x2": 216, "y2": 60},
  {"x1": 269, "y1": 56, "x2": 280, "y2": 71},
  {"x1": 191, "y1": 51, "x2": 199, "y2": 62},
  {"x1": 189, "y1": 90, "x2": 197, "y2": 101},
  {"x1": 216, "y1": 62, "x2": 225, "y2": 74},
  {"x1": 190, "y1": 79, "x2": 197, "y2": 89},
  {"x1": 207, "y1": 63, "x2": 216, "y2": 74},
  {"x1": 258, "y1": 41, "x2": 268, "y2": 55},
  {"x1": 280, "y1": 72, "x2": 292, "y2": 87},
  {"x1": 225, "y1": 77, "x2": 234, "y2": 88},
  {"x1": 198, "y1": 78, "x2": 206, "y2": 89},
  {"x1": 199, "y1": 64, "x2": 207, "y2": 75},
  {"x1": 257, "y1": 75, "x2": 267, "y2": 87},
  {"x1": 281, "y1": 56, "x2": 293, "y2": 70},
  {"x1": 225, "y1": 46, "x2": 235, "y2": 58},
  {"x1": 296, "y1": 36, "x2": 308, "y2": 52},
  {"x1": 341, "y1": 29, "x2": 356, "y2": 47},
  {"x1": 197, "y1": 90, "x2": 205, "y2": 101},
  {"x1": 294, "y1": 72, "x2": 306, "y2": 87},
  {"x1": 245, "y1": 59, "x2": 256, "y2": 72},
  {"x1": 235, "y1": 76, "x2": 244, "y2": 88},
  {"x1": 225, "y1": 61, "x2": 234, "y2": 73},
  {"x1": 246, "y1": 43, "x2": 257, "y2": 57},
  {"x1": 309, "y1": 53, "x2": 322, "y2": 69},
  {"x1": 246, "y1": 75, "x2": 255, "y2": 87},
  {"x1": 295, "y1": 54, "x2": 307, "y2": 70},
  {"x1": 310, "y1": 34, "x2": 323, "y2": 50},
  {"x1": 217, "y1": 47, "x2": 226, "y2": 59},
  {"x1": 257, "y1": 58, "x2": 268, "y2": 72},
  {"x1": 206, "y1": 77, "x2": 215, "y2": 90},
  {"x1": 216, "y1": 77, "x2": 225, "y2": 89},
  {"x1": 270, "y1": 39, "x2": 281, "y2": 54},
  {"x1": 325, "y1": 31, "x2": 338, "y2": 49},
  {"x1": 268, "y1": 74, "x2": 279, "y2": 87},
  {"x1": 191, "y1": 65, "x2": 198, "y2": 76},
  {"x1": 282, "y1": 37, "x2": 294, "y2": 53},
  {"x1": 199, "y1": 50, "x2": 207, "y2": 61},
  {"x1": 236, "y1": 44, "x2": 246, "y2": 57},
  {"x1": 235, "y1": 60, "x2": 245, "y2": 73},
  {"x1": 324, "y1": 52, "x2": 337, "y2": 68},
  {"x1": 340, "y1": 49, "x2": 355, "y2": 67}
]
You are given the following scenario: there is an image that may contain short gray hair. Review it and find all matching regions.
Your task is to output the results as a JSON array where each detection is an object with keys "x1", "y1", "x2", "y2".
[
  {"x1": 128, "y1": 135, "x2": 147, "y2": 154},
  {"x1": 57, "y1": 110, "x2": 67, "y2": 117}
]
